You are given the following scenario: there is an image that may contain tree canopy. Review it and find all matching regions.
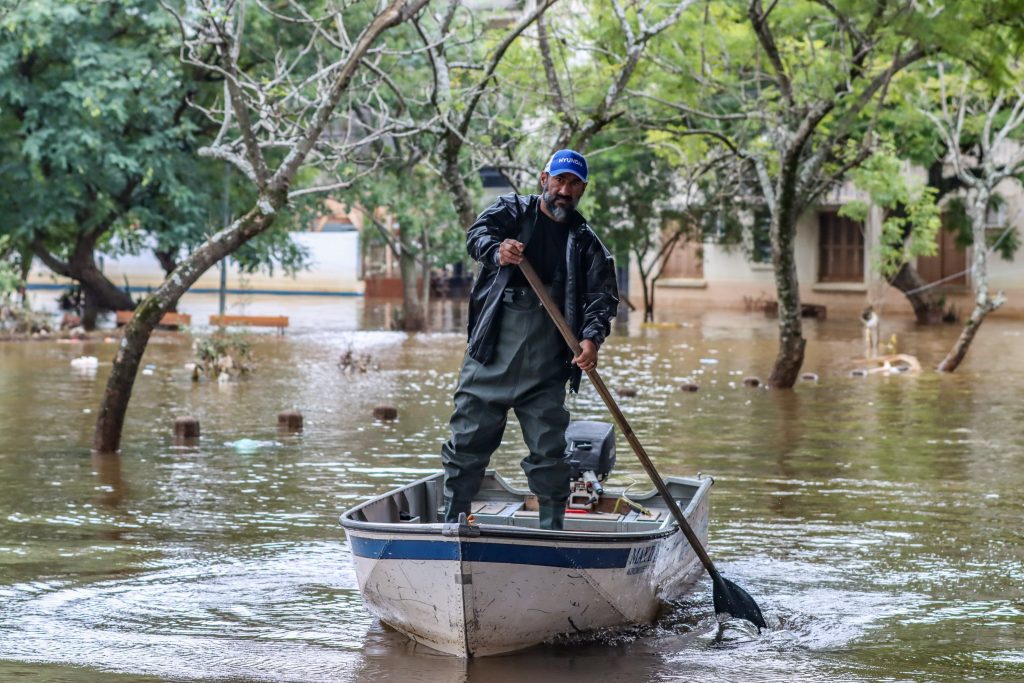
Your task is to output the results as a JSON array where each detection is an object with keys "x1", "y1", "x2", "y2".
[{"x1": 0, "y1": 0, "x2": 309, "y2": 326}]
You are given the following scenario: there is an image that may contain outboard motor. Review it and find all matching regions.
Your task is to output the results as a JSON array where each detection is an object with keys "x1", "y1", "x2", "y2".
[{"x1": 565, "y1": 420, "x2": 616, "y2": 511}]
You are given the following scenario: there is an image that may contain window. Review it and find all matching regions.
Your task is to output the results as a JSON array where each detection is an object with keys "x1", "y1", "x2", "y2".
[{"x1": 818, "y1": 211, "x2": 864, "y2": 282}]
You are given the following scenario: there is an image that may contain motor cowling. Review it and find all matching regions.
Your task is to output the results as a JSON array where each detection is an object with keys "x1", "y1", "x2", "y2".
[{"x1": 565, "y1": 421, "x2": 616, "y2": 510}]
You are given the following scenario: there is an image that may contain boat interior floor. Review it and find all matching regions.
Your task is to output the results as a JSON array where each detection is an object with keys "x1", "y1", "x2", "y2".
[{"x1": 437, "y1": 499, "x2": 668, "y2": 533}]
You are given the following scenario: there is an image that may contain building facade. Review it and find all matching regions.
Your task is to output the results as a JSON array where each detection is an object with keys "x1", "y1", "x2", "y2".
[{"x1": 647, "y1": 178, "x2": 1024, "y2": 320}]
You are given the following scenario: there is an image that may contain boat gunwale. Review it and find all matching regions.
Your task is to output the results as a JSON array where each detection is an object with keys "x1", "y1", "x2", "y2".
[{"x1": 339, "y1": 471, "x2": 713, "y2": 545}]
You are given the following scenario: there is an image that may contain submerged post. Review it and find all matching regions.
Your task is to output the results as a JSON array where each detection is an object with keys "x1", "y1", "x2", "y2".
[
  {"x1": 173, "y1": 417, "x2": 201, "y2": 445},
  {"x1": 373, "y1": 405, "x2": 398, "y2": 421},
  {"x1": 278, "y1": 410, "x2": 304, "y2": 433}
]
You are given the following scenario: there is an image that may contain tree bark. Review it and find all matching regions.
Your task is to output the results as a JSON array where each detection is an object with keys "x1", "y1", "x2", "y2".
[
  {"x1": 32, "y1": 239, "x2": 135, "y2": 330},
  {"x1": 634, "y1": 248, "x2": 654, "y2": 323},
  {"x1": 92, "y1": 194, "x2": 284, "y2": 453},
  {"x1": 888, "y1": 263, "x2": 946, "y2": 324},
  {"x1": 397, "y1": 233, "x2": 425, "y2": 331},
  {"x1": 153, "y1": 249, "x2": 179, "y2": 312},
  {"x1": 154, "y1": 249, "x2": 177, "y2": 277},
  {"x1": 645, "y1": 276, "x2": 657, "y2": 323},
  {"x1": 82, "y1": 286, "x2": 102, "y2": 330},
  {"x1": 72, "y1": 256, "x2": 135, "y2": 326},
  {"x1": 937, "y1": 191, "x2": 1002, "y2": 372},
  {"x1": 443, "y1": 135, "x2": 478, "y2": 230},
  {"x1": 768, "y1": 161, "x2": 806, "y2": 389},
  {"x1": 936, "y1": 304, "x2": 988, "y2": 372},
  {"x1": 420, "y1": 227, "x2": 432, "y2": 323}
]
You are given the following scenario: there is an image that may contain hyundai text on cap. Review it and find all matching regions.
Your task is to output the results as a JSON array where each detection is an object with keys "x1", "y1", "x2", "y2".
[{"x1": 545, "y1": 149, "x2": 588, "y2": 183}]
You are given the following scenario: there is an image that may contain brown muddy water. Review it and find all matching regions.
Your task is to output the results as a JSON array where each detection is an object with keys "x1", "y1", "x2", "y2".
[{"x1": 1, "y1": 294, "x2": 1023, "y2": 682}]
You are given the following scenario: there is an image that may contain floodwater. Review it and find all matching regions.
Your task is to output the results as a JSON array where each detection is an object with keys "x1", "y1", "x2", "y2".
[{"x1": 1, "y1": 294, "x2": 1023, "y2": 682}]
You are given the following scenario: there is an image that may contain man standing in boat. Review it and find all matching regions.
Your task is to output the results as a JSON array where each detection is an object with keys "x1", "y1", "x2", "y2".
[{"x1": 441, "y1": 149, "x2": 619, "y2": 531}]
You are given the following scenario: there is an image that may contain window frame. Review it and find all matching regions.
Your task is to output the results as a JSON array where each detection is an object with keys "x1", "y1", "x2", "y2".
[{"x1": 817, "y1": 210, "x2": 865, "y2": 284}]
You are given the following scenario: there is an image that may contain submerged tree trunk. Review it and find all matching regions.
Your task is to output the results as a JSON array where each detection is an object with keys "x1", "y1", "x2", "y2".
[
  {"x1": 937, "y1": 304, "x2": 991, "y2": 372},
  {"x1": 82, "y1": 287, "x2": 103, "y2": 331},
  {"x1": 634, "y1": 250, "x2": 654, "y2": 323},
  {"x1": 767, "y1": 160, "x2": 806, "y2": 389},
  {"x1": 92, "y1": 194, "x2": 284, "y2": 453},
  {"x1": 645, "y1": 277, "x2": 657, "y2": 323},
  {"x1": 639, "y1": 279, "x2": 653, "y2": 322},
  {"x1": 889, "y1": 263, "x2": 946, "y2": 324},
  {"x1": 397, "y1": 234, "x2": 424, "y2": 331},
  {"x1": 419, "y1": 227, "x2": 432, "y2": 327},
  {"x1": 937, "y1": 192, "x2": 1003, "y2": 372}
]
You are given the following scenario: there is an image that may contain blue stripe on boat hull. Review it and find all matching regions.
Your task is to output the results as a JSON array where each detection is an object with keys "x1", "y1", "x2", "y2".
[{"x1": 350, "y1": 536, "x2": 632, "y2": 569}]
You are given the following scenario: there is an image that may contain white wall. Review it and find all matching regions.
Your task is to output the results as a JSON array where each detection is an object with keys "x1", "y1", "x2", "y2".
[{"x1": 28, "y1": 232, "x2": 363, "y2": 295}]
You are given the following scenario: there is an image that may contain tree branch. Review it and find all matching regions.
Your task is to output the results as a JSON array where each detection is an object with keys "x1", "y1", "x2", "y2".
[
  {"x1": 273, "y1": 0, "x2": 432, "y2": 190},
  {"x1": 748, "y1": 0, "x2": 793, "y2": 105}
]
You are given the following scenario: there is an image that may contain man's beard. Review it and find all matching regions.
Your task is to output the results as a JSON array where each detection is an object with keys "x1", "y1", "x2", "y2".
[{"x1": 542, "y1": 184, "x2": 576, "y2": 222}]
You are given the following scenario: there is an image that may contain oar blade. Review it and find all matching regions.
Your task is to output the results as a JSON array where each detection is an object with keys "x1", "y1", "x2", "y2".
[{"x1": 712, "y1": 574, "x2": 767, "y2": 631}]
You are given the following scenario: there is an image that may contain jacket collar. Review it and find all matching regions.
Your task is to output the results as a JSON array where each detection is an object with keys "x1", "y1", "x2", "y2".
[{"x1": 529, "y1": 194, "x2": 587, "y2": 232}]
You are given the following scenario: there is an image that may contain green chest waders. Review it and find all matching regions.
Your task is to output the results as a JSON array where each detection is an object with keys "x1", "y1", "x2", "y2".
[{"x1": 441, "y1": 285, "x2": 572, "y2": 529}]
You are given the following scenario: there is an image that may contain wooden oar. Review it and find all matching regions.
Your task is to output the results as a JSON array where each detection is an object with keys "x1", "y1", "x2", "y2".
[{"x1": 519, "y1": 258, "x2": 766, "y2": 630}]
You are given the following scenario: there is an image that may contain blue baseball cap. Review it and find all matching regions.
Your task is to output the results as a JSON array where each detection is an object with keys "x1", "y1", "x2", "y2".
[{"x1": 544, "y1": 149, "x2": 588, "y2": 182}]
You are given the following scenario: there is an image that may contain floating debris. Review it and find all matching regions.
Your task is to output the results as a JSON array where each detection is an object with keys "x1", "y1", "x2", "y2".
[
  {"x1": 339, "y1": 347, "x2": 378, "y2": 374},
  {"x1": 616, "y1": 387, "x2": 637, "y2": 398},
  {"x1": 184, "y1": 362, "x2": 203, "y2": 381},
  {"x1": 679, "y1": 382, "x2": 700, "y2": 393},
  {"x1": 742, "y1": 377, "x2": 760, "y2": 388},
  {"x1": 851, "y1": 354, "x2": 922, "y2": 376},
  {"x1": 70, "y1": 356, "x2": 99, "y2": 369},
  {"x1": 801, "y1": 373, "x2": 819, "y2": 382},
  {"x1": 227, "y1": 438, "x2": 281, "y2": 454}
]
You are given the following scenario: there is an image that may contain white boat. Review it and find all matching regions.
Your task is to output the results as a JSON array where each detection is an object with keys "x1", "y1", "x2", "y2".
[{"x1": 340, "y1": 424, "x2": 713, "y2": 657}]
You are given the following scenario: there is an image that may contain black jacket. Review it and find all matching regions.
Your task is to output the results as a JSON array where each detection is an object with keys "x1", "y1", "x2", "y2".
[{"x1": 465, "y1": 193, "x2": 619, "y2": 393}]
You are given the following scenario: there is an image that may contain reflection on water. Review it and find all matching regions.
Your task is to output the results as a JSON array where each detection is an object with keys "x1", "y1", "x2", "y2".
[{"x1": 2, "y1": 295, "x2": 1023, "y2": 681}]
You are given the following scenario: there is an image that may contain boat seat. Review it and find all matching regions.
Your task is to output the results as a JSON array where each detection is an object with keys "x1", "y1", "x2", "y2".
[
  {"x1": 431, "y1": 501, "x2": 525, "y2": 526},
  {"x1": 470, "y1": 501, "x2": 523, "y2": 526},
  {"x1": 472, "y1": 501, "x2": 519, "y2": 516},
  {"x1": 512, "y1": 509, "x2": 625, "y2": 532},
  {"x1": 619, "y1": 508, "x2": 665, "y2": 532}
]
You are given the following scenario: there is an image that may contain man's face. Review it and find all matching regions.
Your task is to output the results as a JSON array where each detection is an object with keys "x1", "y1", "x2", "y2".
[{"x1": 540, "y1": 171, "x2": 587, "y2": 221}]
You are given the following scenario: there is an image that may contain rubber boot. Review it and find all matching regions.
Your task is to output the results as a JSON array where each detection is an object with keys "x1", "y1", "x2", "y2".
[
  {"x1": 538, "y1": 501, "x2": 565, "y2": 531},
  {"x1": 444, "y1": 498, "x2": 471, "y2": 524}
]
